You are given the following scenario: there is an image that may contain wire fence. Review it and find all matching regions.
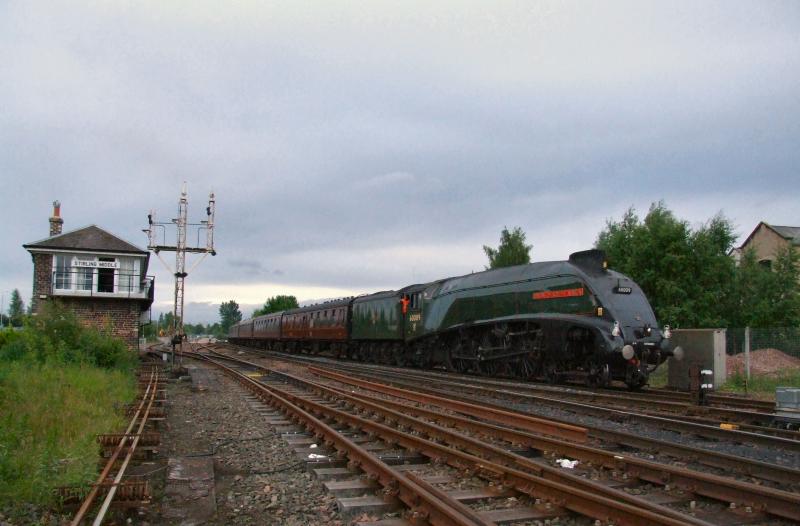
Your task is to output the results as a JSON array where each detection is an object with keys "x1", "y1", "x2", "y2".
[
  {"x1": 725, "y1": 327, "x2": 800, "y2": 382},
  {"x1": 726, "y1": 328, "x2": 800, "y2": 358}
]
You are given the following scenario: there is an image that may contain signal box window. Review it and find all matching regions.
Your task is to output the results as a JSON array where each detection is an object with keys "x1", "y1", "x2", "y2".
[
  {"x1": 54, "y1": 255, "x2": 71, "y2": 290},
  {"x1": 98, "y1": 257, "x2": 115, "y2": 293}
]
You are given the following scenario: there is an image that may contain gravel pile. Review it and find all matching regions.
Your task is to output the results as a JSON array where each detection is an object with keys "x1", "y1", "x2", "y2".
[{"x1": 727, "y1": 348, "x2": 800, "y2": 377}]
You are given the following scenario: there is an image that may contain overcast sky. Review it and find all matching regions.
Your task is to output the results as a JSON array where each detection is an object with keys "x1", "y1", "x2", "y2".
[{"x1": 1, "y1": 1, "x2": 798, "y2": 324}]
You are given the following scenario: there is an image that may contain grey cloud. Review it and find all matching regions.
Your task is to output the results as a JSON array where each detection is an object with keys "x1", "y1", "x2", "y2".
[
  {"x1": 228, "y1": 259, "x2": 265, "y2": 273},
  {"x1": 2, "y1": 1, "x2": 799, "y2": 323}
]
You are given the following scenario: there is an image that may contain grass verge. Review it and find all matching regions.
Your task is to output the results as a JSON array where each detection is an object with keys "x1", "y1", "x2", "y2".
[
  {"x1": 719, "y1": 369, "x2": 800, "y2": 395},
  {"x1": 647, "y1": 362, "x2": 669, "y2": 388},
  {"x1": 0, "y1": 303, "x2": 138, "y2": 517},
  {"x1": 0, "y1": 359, "x2": 135, "y2": 510}
]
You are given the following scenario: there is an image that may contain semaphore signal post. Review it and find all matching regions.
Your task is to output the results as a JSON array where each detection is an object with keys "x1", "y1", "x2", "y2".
[{"x1": 143, "y1": 183, "x2": 216, "y2": 364}]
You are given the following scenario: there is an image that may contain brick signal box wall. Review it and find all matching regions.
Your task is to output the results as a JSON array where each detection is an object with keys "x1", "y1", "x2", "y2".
[{"x1": 56, "y1": 298, "x2": 143, "y2": 349}]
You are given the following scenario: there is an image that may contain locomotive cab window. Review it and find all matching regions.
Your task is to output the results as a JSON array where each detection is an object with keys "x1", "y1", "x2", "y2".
[{"x1": 410, "y1": 293, "x2": 419, "y2": 310}]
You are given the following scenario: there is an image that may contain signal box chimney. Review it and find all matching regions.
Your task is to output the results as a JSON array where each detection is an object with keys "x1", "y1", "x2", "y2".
[{"x1": 49, "y1": 200, "x2": 63, "y2": 236}]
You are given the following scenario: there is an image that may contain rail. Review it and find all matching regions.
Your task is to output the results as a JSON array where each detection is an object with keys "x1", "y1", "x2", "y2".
[{"x1": 70, "y1": 366, "x2": 161, "y2": 525}]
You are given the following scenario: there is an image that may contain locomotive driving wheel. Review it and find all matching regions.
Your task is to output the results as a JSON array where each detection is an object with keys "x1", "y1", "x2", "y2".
[
  {"x1": 479, "y1": 358, "x2": 513, "y2": 377},
  {"x1": 446, "y1": 336, "x2": 477, "y2": 373},
  {"x1": 543, "y1": 361, "x2": 562, "y2": 384},
  {"x1": 517, "y1": 354, "x2": 538, "y2": 379},
  {"x1": 514, "y1": 330, "x2": 543, "y2": 380},
  {"x1": 477, "y1": 332, "x2": 512, "y2": 377},
  {"x1": 393, "y1": 343, "x2": 407, "y2": 366},
  {"x1": 586, "y1": 363, "x2": 611, "y2": 388}
]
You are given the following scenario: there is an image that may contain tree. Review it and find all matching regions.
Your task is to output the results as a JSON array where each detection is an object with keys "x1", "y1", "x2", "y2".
[
  {"x1": 157, "y1": 311, "x2": 175, "y2": 336},
  {"x1": 483, "y1": 227, "x2": 532, "y2": 269},
  {"x1": 771, "y1": 245, "x2": 800, "y2": 326},
  {"x1": 208, "y1": 322, "x2": 222, "y2": 338},
  {"x1": 219, "y1": 300, "x2": 242, "y2": 334},
  {"x1": 253, "y1": 295, "x2": 299, "y2": 317},
  {"x1": 8, "y1": 289, "x2": 24, "y2": 327},
  {"x1": 596, "y1": 202, "x2": 737, "y2": 328},
  {"x1": 729, "y1": 246, "x2": 800, "y2": 328},
  {"x1": 189, "y1": 323, "x2": 207, "y2": 336}
]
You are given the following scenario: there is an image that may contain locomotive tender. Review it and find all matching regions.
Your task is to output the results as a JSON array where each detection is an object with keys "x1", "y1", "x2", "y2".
[{"x1": 229, "y1": 249, "x2": 682, "y2": 389}]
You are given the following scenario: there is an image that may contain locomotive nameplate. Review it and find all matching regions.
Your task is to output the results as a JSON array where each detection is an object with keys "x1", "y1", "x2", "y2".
[
  {"x1": 533, "y1": 287, "x2": 584, "y2": 300},
  {"x1": 613, "y1": 286, "x2": 633, "y2": 294}
]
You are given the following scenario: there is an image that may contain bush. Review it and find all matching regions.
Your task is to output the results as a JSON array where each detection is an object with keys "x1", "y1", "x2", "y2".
[
  {"x1": 0, "y1": 302, "x2": 135, "y2": 371},
  {"x1": 0, "y1": 328, "x2": 19, "y2": 349}
]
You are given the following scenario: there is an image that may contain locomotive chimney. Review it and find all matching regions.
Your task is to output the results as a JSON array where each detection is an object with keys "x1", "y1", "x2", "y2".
[{"x1": 49, "y1": 200, "x2": 63, "y2": 236}]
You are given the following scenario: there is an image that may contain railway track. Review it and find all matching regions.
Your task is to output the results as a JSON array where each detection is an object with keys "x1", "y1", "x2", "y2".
[
  {"x1": 213, "y1": 344, "x2": 800, "y2": 485},
  {"x1": 188, "y1": 346, "x2": 800, "y2": 524},
  {"x1": 189, "y1": 351, "x2": 685, "y2": 525},
  {"x1": 220, "y1": 343, "x2": 800, "y2": 447},
  {"x1": 330, "y1": 364, "x2": 800, "y2": 450},
  {"x1": 222, "y1": 342, "x2": 775, "y2": 412},
  {"x1": 67, "y1": 360, "x2": 165, "y2": 525}
]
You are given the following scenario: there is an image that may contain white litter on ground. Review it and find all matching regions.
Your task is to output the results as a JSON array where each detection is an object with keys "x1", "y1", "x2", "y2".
[
  {"x1": 308, "y1": 453, "x2": 327, "y2": 459},
  {"x1": 556, "y1": 458, "x2": 579, "y2": 469}
]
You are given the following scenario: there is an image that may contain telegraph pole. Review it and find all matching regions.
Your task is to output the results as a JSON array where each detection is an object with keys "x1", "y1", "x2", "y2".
[{"x1": 144, "y1": 183, "x2": 216, "y2": 365}]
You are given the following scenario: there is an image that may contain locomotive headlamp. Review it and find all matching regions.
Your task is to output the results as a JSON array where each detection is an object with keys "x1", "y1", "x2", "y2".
[
  {"x1": 663, "y1": 325, "x2": 672, "y2": 339},
  {"x1": 611, "y1": 321, "x2": 620, "y2": 337}
]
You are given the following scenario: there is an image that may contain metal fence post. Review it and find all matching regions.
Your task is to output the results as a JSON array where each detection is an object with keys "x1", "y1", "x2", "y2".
[{"x1": 744, "y1": 326, "x2": 751, "y2": 381}]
